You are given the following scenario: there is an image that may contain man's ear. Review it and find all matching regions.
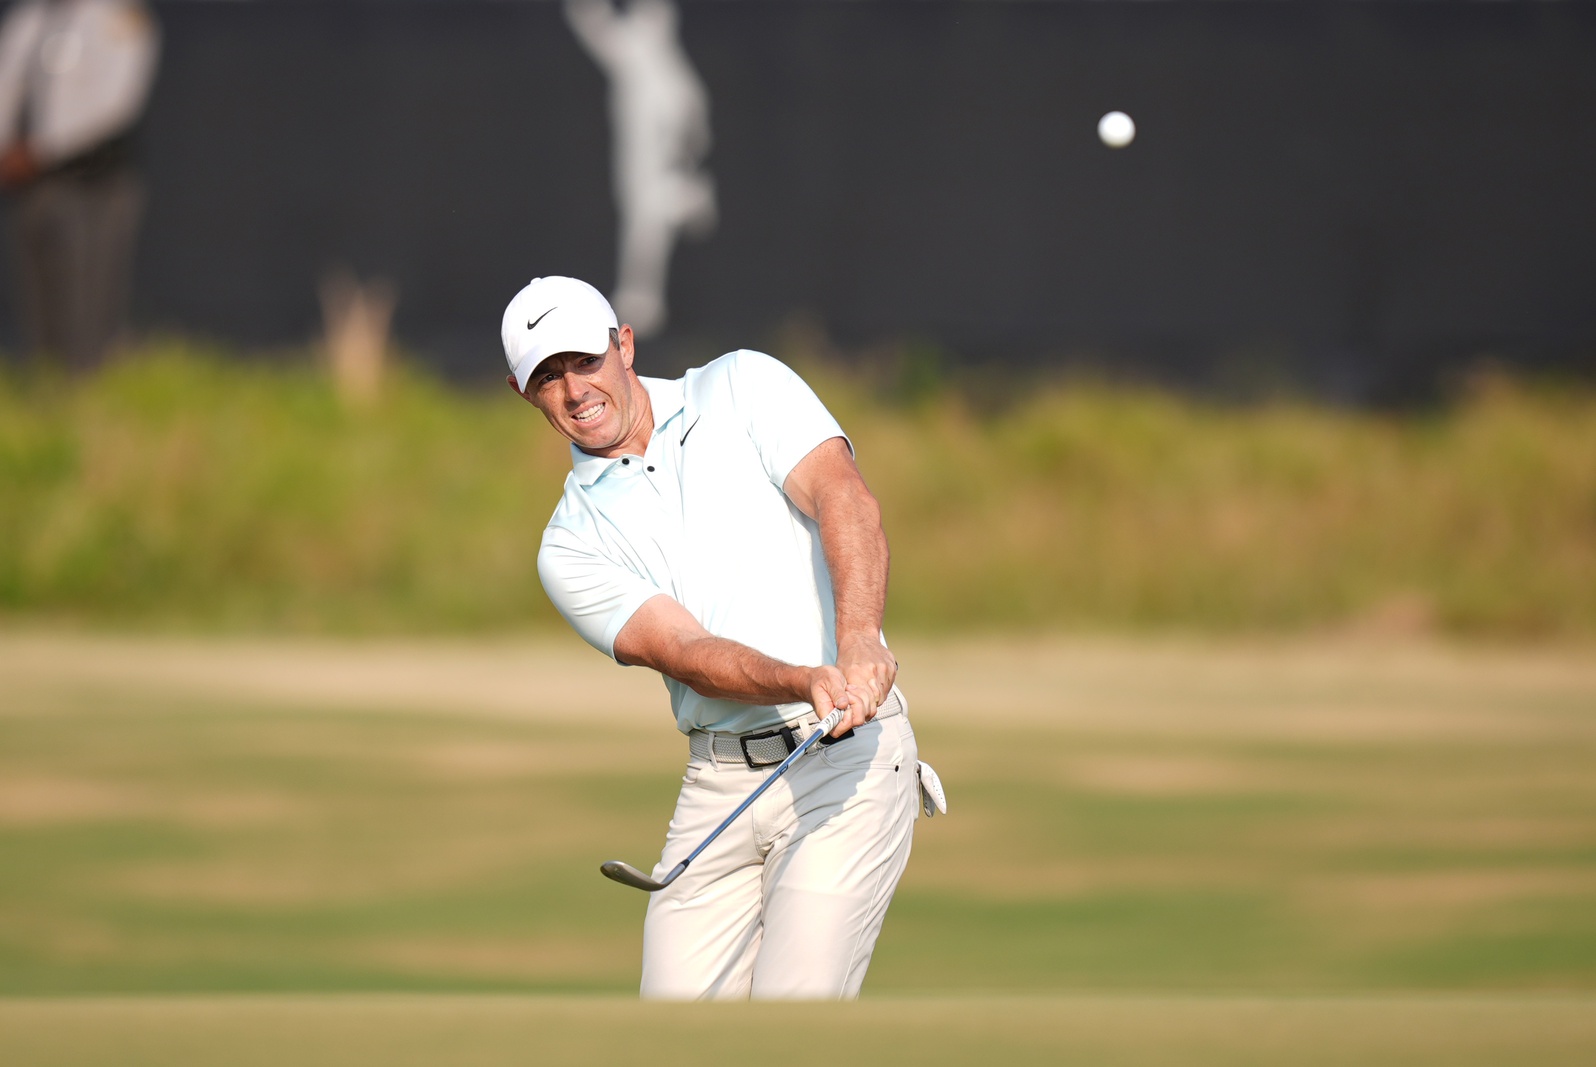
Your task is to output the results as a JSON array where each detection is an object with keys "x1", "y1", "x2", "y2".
[
  {"x1": 617, "y1": 325, "x2": 636, "y2": 371},
  {"x1": 506, "y1": 373, "x2": 535, "y2": 404}
]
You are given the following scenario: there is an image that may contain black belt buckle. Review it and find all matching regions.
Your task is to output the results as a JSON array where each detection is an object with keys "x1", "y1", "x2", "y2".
[
  {"x1": 739, "y1": 726, "x2": 798, "y2": 769},
  {"x1": 819, "y1": 727, "x2": 856, "y2": 747}
]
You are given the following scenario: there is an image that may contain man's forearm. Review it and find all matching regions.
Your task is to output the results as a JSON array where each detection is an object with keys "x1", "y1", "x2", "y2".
[
  {"x1": 783, "y1": 438, "x2": 896, "y2": 727},
  {"x1": 817, "y1": 484, "x2": 890, "y2": 646},
  {"x1": 783, "y1": 438, "x2": 891, "y2": 648},
  {"x1": 614, "y1": 594, "x2": 821, "y2": 706},
  {"x1": 663, "y1": 632, "x2": 814, "y2": 705}
]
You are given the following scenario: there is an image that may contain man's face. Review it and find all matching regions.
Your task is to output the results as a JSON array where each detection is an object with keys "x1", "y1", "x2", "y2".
[{"x1": 515, "y1": 326, "x2": 646, "y2": 456}]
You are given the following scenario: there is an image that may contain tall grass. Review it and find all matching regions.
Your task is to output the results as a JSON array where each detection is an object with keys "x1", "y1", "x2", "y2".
[
  {"x1": 2, "y1": 342, "x2": 1593, "y2": 636},
  {"x1": 0, "y1": 344, "x2": 571, "y2": 632}
]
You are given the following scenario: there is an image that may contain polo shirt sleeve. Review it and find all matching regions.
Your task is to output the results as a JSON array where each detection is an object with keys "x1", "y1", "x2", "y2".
[
  {"x1": 727, "y1": 350, "x2": 851, "y2": 488},
  {"x1": 538, "y1": 525, "x2": 663, "y2": 661}
]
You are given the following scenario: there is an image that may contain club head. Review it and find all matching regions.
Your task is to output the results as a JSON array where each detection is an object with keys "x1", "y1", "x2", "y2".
[
  {"x1": 600, "y1": 858, "x2": 687, "y2": 892},
  {"x1": 600, "y1": 860, "x2": 667, "y2": 892}
]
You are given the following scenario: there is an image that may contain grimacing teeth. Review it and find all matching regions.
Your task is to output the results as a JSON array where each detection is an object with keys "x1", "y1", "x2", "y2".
[{"x1": 573, "y1": 403, "x2": 605, "y2": 423}]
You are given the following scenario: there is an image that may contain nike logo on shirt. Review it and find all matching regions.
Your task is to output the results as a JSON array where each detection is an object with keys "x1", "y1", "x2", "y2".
[{"x1": 679, "y1": 417, "x2": 701, "y2": 446}]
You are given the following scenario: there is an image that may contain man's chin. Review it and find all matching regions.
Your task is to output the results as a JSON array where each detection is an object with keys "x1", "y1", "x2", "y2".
[{"x1": 565, "y1": 424, "x2": 622, "y2": 454}]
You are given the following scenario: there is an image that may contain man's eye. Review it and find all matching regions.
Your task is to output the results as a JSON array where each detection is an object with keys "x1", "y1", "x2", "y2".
[{"x1": 580, "y1": 356, "x2": 600, "y2": 367}]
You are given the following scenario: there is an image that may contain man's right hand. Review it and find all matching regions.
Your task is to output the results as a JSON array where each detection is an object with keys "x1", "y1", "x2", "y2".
[{"x1": 807, "y1": 666, "x2": 870, "y2": 737}]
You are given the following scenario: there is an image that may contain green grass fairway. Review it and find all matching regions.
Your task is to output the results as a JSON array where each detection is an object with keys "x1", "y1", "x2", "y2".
[
  {"x1": 2, "y1": 632, "x2": 1594, "y2": 1007},
  {"x1": 3, "y1": 994, "x2": 1595, "y2": 1067}
]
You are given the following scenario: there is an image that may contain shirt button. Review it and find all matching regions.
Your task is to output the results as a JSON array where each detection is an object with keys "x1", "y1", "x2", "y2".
[
  {"x1": 621, "y1": 458, "x2": 630, "y2": 465},
  {"x1": 647, "y1": 465, "x2": 655, "y2": 472}
]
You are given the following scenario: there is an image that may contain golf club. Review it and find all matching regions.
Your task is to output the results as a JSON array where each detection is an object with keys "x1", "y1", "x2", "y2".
[{"x1": 600, "y1": 705, "x2": 848, "y2": 892}]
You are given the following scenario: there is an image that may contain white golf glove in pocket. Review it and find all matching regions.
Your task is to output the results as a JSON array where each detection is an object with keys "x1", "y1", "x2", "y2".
[{"x1": 916, "y1": 760, "x2": 947, "y2": 818}]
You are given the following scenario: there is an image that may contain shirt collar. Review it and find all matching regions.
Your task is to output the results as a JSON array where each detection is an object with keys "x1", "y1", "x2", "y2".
[{"x1": 569, "y1": 375, "x2": 686, "y2": 486}]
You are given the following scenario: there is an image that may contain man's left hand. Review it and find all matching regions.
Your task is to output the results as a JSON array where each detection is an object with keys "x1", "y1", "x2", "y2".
[{"x1": 834, "y1": 636, "x2": 898, "y2": 735}]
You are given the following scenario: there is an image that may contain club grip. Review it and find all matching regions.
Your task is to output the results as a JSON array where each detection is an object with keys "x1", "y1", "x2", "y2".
[{"x1": 816, "y1": 706, "x2": 846, "y2": 737}]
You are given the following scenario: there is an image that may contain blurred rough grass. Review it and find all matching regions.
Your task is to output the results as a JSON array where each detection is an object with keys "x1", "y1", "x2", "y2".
[
  {"x1": 2, "y1": 342, "x2": 1593, "y2": 636},
  {"x1": 0, "y1": 343, "x2": 572, "y2": 632}
]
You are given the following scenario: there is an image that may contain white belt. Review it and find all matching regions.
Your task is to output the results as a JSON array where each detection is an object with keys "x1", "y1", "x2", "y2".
[{"x1": 688, "y1": 689, "x2": 904, "y2": 769}]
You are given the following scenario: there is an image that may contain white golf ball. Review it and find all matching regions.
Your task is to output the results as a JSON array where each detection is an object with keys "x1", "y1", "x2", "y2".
[{"x1": 1098, "y1": 110, "x2": 1136, "y2": 149}]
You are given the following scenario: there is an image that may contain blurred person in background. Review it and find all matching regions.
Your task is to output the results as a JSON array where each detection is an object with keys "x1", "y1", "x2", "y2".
[
  {"x1": 0, "y1": 0, "x2": 158, "y2": 371},
  {"x1": 565, "y1": 0, "x2": 716, "y2": 338}
]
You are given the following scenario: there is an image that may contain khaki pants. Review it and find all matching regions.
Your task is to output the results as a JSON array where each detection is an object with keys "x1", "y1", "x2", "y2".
[{"x1": 640, "y1": 708, "x2": 919, "y2": 1000}]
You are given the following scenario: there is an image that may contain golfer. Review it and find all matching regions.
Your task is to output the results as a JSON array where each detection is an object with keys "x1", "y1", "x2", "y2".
[{"x1": 502, "y1": 275, "x2": 930, "y2": 1000}]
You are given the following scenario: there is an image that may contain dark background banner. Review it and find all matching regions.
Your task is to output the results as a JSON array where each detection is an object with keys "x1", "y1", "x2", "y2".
[{"x1": 6, "y1": 0, "x2": 1593, "y2": 399}]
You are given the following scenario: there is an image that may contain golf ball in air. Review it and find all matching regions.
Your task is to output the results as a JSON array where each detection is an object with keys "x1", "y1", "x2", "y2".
[{"x1": 1098, "y1": 111, "x2": 1135, "y2": 148}]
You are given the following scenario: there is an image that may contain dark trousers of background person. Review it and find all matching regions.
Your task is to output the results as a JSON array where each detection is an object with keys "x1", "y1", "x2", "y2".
[{"x1": 11, "y1": 167, "x2": 143, "y2": 372}]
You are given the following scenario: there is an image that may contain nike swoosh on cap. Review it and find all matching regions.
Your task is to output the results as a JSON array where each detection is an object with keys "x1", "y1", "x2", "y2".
[{"x1": 526, "y1": 307, "x2": 556, "y2": 330}]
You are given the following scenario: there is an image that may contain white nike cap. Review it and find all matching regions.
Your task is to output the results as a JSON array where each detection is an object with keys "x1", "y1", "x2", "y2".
[{"x1": 502, "y1": 276, "x2": 619, "y2": 392}]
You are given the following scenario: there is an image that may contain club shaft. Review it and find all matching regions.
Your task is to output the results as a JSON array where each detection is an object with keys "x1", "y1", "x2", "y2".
[{"x1": 679, "y1": 708, "x2": 844, "y2": 870}]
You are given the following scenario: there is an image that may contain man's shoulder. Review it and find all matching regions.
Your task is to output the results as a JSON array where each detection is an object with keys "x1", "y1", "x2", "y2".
[
  {"x1": 690, "y1": 347, "x2": 781, "y2": 376},
  {"x1": 684, "y1": 349, "x2": 803, "y2": 403}
]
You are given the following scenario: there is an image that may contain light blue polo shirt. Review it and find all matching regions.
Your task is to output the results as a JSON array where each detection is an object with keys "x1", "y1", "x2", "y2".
[{"x1": 537, "y1": 350, "x2": 853, "y2": 735}]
